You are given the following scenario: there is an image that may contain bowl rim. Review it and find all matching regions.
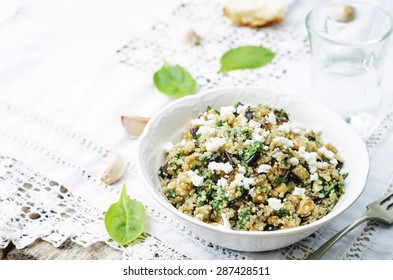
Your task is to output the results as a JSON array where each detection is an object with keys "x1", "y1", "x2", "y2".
[{"x1": 138, "y1": 86, "x2": 369, "y2": 237}]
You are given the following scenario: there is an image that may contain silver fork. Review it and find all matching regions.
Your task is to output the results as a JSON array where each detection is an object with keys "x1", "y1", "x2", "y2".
[{"x1": 306, "y1": 191, "x2": 393, "y2": 260}]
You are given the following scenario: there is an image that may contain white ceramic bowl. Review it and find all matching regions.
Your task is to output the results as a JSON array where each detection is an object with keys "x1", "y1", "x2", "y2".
[{"x1": 138, "y1": 87, "x2": 369, "y2": 252}]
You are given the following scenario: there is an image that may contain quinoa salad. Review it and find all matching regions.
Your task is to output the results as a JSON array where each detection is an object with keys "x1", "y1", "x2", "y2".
[{"x1": 158, "y1": 102, "x2": 348, "y2": 231}]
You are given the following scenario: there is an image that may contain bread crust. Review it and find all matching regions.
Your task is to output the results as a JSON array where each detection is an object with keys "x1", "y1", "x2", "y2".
[{"x1": 223, "y1": 7, "x2": 284, "y2": 28}]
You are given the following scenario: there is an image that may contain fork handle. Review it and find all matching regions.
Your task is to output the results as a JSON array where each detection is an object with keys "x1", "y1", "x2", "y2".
[{"x1": 306, "y1": 215, "x2": 373, "y2": 260}]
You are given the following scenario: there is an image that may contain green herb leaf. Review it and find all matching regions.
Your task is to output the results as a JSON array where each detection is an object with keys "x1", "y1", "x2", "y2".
[
  {"x1": 104, "y1": 185, "x2": 145, "y2": 245},
  {"x1": 273, "y1": 209, "x2": 290, "y2": 217},
  {"x1": 272, "y1": 177, "x2": 286, "y2": 185},
  {"x1": 216, "y1": 120, "x2": 224, "y2": 127},
  {"x1": 218, "y1": 46, "x2": 275, "y2": 73},
  {"x1": 153, "y1": 63, "x2": 196, "y2": 98},
  {"x1": 242, "y1": 141, "x2": 264, "y2": 161},
  {"x1": 236, "y1": 207, "x2": 252, "y2": 230},
  {"x1": 194, "y1": 133, "x2": 202, "y2": 140},
  {"x1": 166, "y1": 189, "x2": 177, "y2": 199}
]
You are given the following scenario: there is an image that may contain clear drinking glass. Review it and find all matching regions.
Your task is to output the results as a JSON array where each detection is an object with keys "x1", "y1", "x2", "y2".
[{"x1": 306, "y1": 1, "x2": 393, "y2": 135}]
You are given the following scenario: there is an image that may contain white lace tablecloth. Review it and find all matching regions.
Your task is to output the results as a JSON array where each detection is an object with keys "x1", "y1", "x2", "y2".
[{"x1": 1, "y1": 0, "x2": 393, "y2": 260}]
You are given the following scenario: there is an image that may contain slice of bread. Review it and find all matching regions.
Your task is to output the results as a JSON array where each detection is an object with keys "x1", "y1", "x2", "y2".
[{"x1": 223, "y1": 0, "x2": 287, "y2": 28}]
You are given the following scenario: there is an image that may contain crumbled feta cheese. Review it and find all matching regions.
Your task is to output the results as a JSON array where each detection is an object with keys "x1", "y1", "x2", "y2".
[
  {"x1": 267, "y1": 112, "x2": 277, "y2": 125},
  {"x1": 244, "y1": 139, "x2": 254, "y2": 146},
  {"x1": 243, "y1": 177, "x2": 255, "y2": 189},
  {"x1": 248, "y1": 119, "x2": 260, "y2": 128},
  {"x1": 292, "y1": 187, "x2": 306, "y2": 197},
  {"x1": 310, "y1": 173, "x2": 319, "y2": 181},
  {"x1": 330, "y1": 158, "x2": 338, "y2": 166},
  {"x1": 236, "y1": 104, "x2": 252, "y2": 115},
  {"x1": 180, "y1": 139, "x2": 186, "y2": 146},
  {"x1": 254, "y1": 127, "x2": 262, "y2": 134},
  {"x1": 289, "y1": 157, "x2": 299, "y2": 166},
  {"x1": 278, "y1": 122, "x2": 303, "y2": 135},
  {"x1": 237, "y1": 164, "x2": 246, "y2": 174},
  {"x1": 272, "y1": 137, "x2": 294, "y2": 148},
  {"x1": 221, "y1": 213, "x2": 231, "y2": 229},
  {"x1": 220, "y1": 106, "x2": 236, "y2": 119},
  {"x1": 262, "y1": 131, "x2": 270, "y2": 138},
  {"x1": 268, "y1": 198, "x2": 283, "y2": 210},
  {"x1": 191, "y1": 117, "x2": 206, "y2": 126},
  {"x1": 163, "y1": 142, "x2": 173, "y2": 153},
  {"x1": 197, "y1": 126, "x2": 215, "y2": 136},
  {"x1": 208, "y1": 162, "x2": 234, "y2": 174},
  {"x1": 257, "y1": 164, "x2": 272, "y2": 173},
  {"x1": 217, "y1": 178, "x2": 228, "y2": 187},
  {"x1": 229, "y1": 173, "x2": 255, "y2": 189},
  {"x1": 318, "y1": 146, "x2": 335, "y2": 160},
  {"x1": 317, "y1": 162, "x2": 329, "y2": 169},
  {"x1": 186, "y1": 170, "x2": 204, "y2": 186},
  {"x1": 339, "y1": 168, "x2": 347, "y2": 175},
  {"x1": 203, "y1": 120, "x2": 216, "y2": 127},
  {"x1": 252, "y1": 133, "x2": 264, "y2": 142},
  {"x1": 230, "y1": 174, "x2": 244, "y2": 188},
  {"x1": 237, "y1": 114, "x2": 248, "y2": 125},
  {"x1": 205, "y1": 137, "x2": 226, "y2": 152},
  {"x1": 298, "y1": 146, "x2": 319, "y2": 174},
  {"x1": 207, "y1": 114, "x2": 215, "y2": 120},
  {"x1": 248, "y1": 187, "x2": 256, "y2": 197}
]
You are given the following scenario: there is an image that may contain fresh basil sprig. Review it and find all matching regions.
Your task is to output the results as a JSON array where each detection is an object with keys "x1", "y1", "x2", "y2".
[
  {"x1": 218, "y1": 45, "x2": 275, "y2": 73},
  {"x1": 153, "y1": 63, "x2": 196, "y2": 98},
  {"x1": 104, "y1": 185, "x2": 145, "y2": 245}
]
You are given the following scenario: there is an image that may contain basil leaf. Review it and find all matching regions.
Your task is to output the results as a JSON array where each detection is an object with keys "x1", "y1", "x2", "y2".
[
  {"x1": 153, "y1": 63, "x2": 196, "y2": 98},
  {"x1": 218, "y1": 45, "x2": 275, "y2": 73},
  {"x1": 104, "y1": 185, "x2": 145, "y2": 245}
]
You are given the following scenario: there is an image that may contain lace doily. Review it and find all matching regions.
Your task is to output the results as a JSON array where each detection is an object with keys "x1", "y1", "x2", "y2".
[
  {"x1": 1, "y1": 0, "x2": 393, "y2": 260},
  {"x1": 116, "y1": 0, "x2": 309, "y2": 92}
]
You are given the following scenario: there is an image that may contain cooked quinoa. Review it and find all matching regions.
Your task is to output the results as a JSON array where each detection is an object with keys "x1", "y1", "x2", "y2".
[{"x1": 158, "y1": 102, "x2": 348, "y2": 231}]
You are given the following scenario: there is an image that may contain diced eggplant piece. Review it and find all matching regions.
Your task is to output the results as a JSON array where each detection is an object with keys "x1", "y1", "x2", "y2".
[
  {"x1": 274, "y1": 109, "x2": 289, "y2": 123},
  {"x1": 291, "y1": 164, "x2": 310, "y2": 180},
  {"x1": 283, "y1": 168, "x2": 292, "y2": 180},
  {"x1": 245, "y1": 152, "x2": 260, "y2": 166},
  {"x1": 311, "y1": 196, "x2": 322, "y2": 204},
  {"x1": 245, "y1": 106, "x2": 253, "y2": 121},
  {"x1": 209, "y1": 153, "x2": 222, "y2": 163},
  {"x1": 189, "y1": 127, "x2": 198, "y2": 137},
  {"x1": 223, "y1": 151, "x2": 233, "y2": 165},
  {"x1": 158, "y1": 162, "x2": 172, "y2": 179},
  {"x1": 212, "y1": 172, "x2": 219, "y2": 183}
]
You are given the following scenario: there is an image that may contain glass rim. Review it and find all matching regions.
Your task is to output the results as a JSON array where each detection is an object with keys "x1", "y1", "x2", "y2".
[{"x1": 305, "y1": 0, "x2": 393, "y2": 47}]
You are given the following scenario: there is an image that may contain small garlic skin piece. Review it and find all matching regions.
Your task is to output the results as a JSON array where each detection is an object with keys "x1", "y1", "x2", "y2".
[
  {"x1": 101, "y1": 151, "x2": 126, "y2": 185},
  {"x1": 121, "y1": 115, "x2": 149, "y2": 137},
  {"x1": 330, "y1": 4, "x2": 356, "y2": 23},
  {"x1": 181, "y1": 27, "x2": 201, "y2": 45}
]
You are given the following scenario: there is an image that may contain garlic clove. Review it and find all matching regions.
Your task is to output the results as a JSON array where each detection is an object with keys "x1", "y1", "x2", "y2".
[
  {"x1": 101, "y1": 151, "x2": 126, "y2": 185},
  {"x1": 121, "y1": 115, "x2": 149, "y2": 137},
  {"x1": 330, "y1": 4, "x2": 356, "y2": 23},
  {"x1": 180, "y1": 26, "x2": 202, "y2": 45}
]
